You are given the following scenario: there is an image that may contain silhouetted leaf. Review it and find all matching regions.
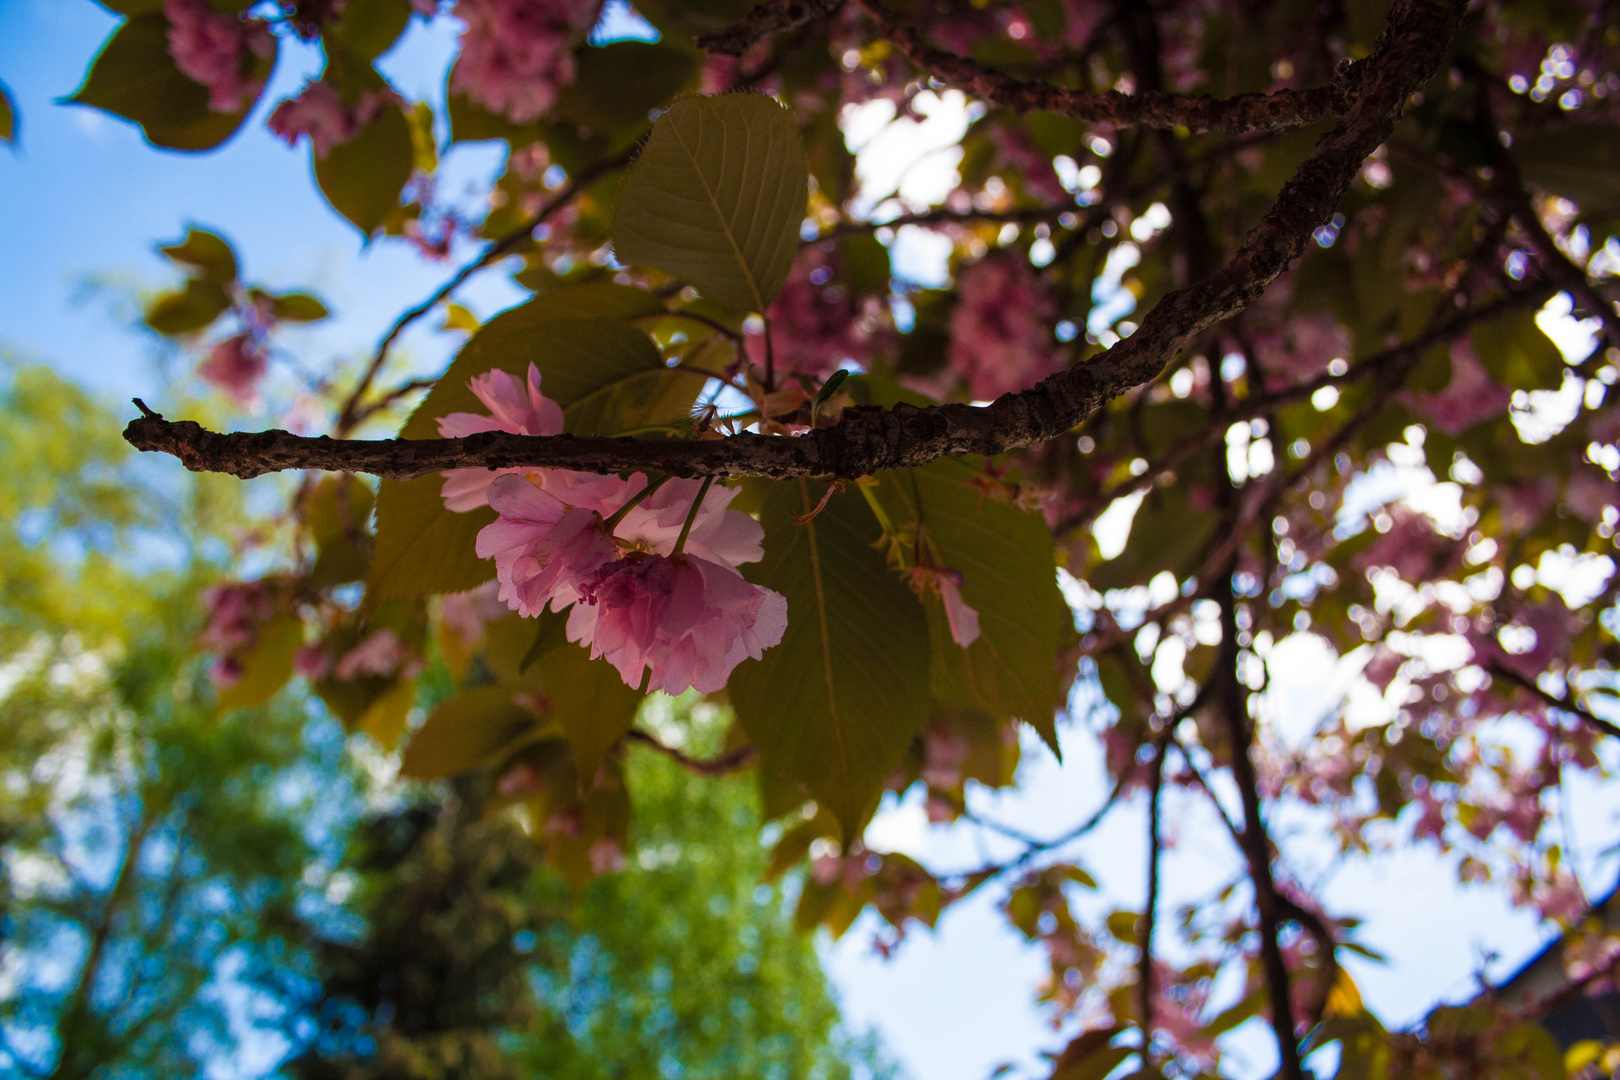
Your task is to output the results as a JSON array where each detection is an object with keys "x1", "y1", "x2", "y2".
[
  {"x1": 730, "y1": 480, "x2": 930, "y2": 841},
  {"x1": 613, "y1": 94, "x2": 808, "y2": 312}
]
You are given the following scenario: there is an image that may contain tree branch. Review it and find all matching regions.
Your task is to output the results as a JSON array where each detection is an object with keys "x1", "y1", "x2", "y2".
[
  {"x1": 125, "y1": 0, "x2": 1467, "y2": 485},
  {"x1": 853, "y1": 0, "x2": 1368, "y2": 135},
  {"x1": 1217, "y1": 578, "x2": 1304, "y2": 1080},
  {"x1": 696, "y1": 0, "x2": 844, "y2": 56},
  {"x1": 1485, "y1": 662, "x2": 1620, "y2": 740},
  {"x1": 1137, "y1": 740, "x2": 1166, "y2": 1058}
]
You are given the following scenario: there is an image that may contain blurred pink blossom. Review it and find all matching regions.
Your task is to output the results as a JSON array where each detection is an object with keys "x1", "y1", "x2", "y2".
[
  {"x1": 293, "y1": 643, "x2": 332, "y2": 681},
  {"x1": 949, "y1": 254, "x2": 1062, "y2": 399},
  {"x1": 1409, "y1": 340, "x2": 1511, "y2": 435},
  {"x1": 198, "y1": 333, "x2": 268, "y2": 408},
  {"x1": 164, "y1": 0, "x2": 273, "y2": 113},
  {"x1": 920, "y1": 724, "x2": 971, "y2": 790},
  {"x1": 335, "y1": 629, "x2": 411, "y2": 680},
  {"x1": 451, "y1": 0, "x2": 601, "y2": 122},
  {"x1": 1513, "y1": 869, "x2": 1587, "y2": 923},
  {"x1": 199, "y1": 580, "x2": 277, "y2": 688},
  {"x1": 268, "y1": 81, "x2": 404, "y2": 158},
  {"x1": 588, "y1": 837, "x2": 625, "y2": 874},
  {"x1": 1354, "y1": 508, "x2": 1457, "y2": 581},
  {"x1": 745, "y1": 246, "x2": 884, "y2": 380}
]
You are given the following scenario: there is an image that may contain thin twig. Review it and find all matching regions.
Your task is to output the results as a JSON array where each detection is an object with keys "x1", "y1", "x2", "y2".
[{"x1": 624, "y1": 728, "x2": 759, "y2": 776}]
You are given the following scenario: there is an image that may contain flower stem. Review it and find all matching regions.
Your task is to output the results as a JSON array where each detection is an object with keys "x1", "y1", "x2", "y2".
[
  {"x1": 672, "y1": 476, "x2": 715, "y2": 555},
  {"x1": 604, "y1": 475, "x2": 670, "y2": 534}
]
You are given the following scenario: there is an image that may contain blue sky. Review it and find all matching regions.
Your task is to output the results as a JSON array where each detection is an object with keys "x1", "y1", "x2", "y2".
[{"x1": 3, "y1": 4, "x2": 1617, "y2": 1080}]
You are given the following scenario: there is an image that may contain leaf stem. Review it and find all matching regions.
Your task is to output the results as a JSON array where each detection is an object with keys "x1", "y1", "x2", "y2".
[
  {"x1": 761, "y1": 314, "x2": 777, "y2": 392},
  {"x1": 672, "y1": 476, "x2": 715, "y2": 555},
  {"x1": 604, "y1": 475, "x2": 670, "y2": 534}
]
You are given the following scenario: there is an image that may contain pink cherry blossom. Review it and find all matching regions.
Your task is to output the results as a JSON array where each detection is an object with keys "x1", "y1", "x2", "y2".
[
  {"x1": 164, "y1": 0, "x2": 273, "y2": 114},
  {"x1": 588, "y1": 837, "x2": 625, "y2": 874},
  {"x1": 438, "y1": 581, "x2": 506, "y2": 649},
  {"x1": 198, "y1": 333, "x2": 268, "y2": 408},
  {"x1": 904, "y1": 565, "x2": 981, "y2": 647},
  {"x1": 198, "y1": 580, "x2": 277, "y2": 688},
  {"x1": 567, "y1": 552, "x2": 788, "y2": 695},
  {"x1": 1514, "y1": 869, "x2": 1586, "y2": 923},
  {"x1": 1565, "y1": 469, "x2": 1618, "y2": 523},
  {"x1": 1409, "y1": 340, "x2": 1511, "y2": 435},
  {"x1": 1410, "y1": 786, "x2": 1448, "y2": 843},
  {"x1": 438, "y1": 364, "x2": 626, "y2": 514},
  {"x1": 451, "y1": 0, "x2": 602, "y2": 123},
  {"x1": 268, "y1": 82, "x2": 404, "y2": 158},
  {"x1": 920, "y1": 724, "x2": 971, "y2": 789},
  {"x1": 293, "y1": 643, "x2": 332, "y2": 681},
  {"x1": 1354, "y1": 508, "x2": 1457, "y2": 581},
  {"x1": 744, "y1": 246, "x2": 885, "y2": 381},
  {"x1": 989, "y1": 126, "x2": 1068, "y2": 203},
  {"x1": 476, "y1": 475, "x2": 620, "y2": 617},
  {"x1": 335, "y1": 629, "x2": 412, "y2": 680},
  {"x1": 949, "y1": 254, "x2": 1062, "y2": 400},
  {"x1": 613, "y1": 478, "x2": 765, "y2": 568}
]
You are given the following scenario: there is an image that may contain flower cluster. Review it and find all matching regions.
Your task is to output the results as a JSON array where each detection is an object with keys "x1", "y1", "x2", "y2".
[
  {"x1": 164, "y1": 0, "x2": 273, "y2": 114},
  {"x1": 268, "y1": 82, "x2": 405, "y2": 158},
  {"x1": 439, "y1": 366, "x2": 788, "y2": 695},
  {"x1": 948, "y1": 253, "x2": 1063, "y2": 400},
  {"x1": 451, "y1": 0, "x2": 602, "y2": 123}
]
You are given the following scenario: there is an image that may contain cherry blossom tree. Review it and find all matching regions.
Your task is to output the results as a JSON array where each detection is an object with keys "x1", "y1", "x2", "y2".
[{"x1": 27, "y1": 0, "x2": 1620, "y2": 1074}]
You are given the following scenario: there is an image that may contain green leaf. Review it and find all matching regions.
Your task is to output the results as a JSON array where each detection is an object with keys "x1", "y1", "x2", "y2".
[
  {"x1": 399, "y1": 685, "x2": 541, "y2": 780},
  {"x1": 612, "y1": 93, "x2": 808, "y2": 313},
  {"x1": 314, "y1": 101, "x2": 414, "y2": 234},
  {"x1": 554, "y1": 40, "x2": 700, "y2": 136},
  {"x1": 324, "y1": 0, "x2": 412, "y2": 62},
  {"x1": 870, "y1": 460, "x2": 1067, "y2": 753},
  {"x1": 446, "y1": 84, "x2": 540, "y2": 145},
  {"x1": 358, "y1": 676, "x2": 414, "y2": 749},
  {"x1": 369, "y1": 475, "x2": 497, "y2": 600},
  {"x1": 729, "y1": 480, "x2": 931, "y2": 841},
  {"x1": 68, "y1": 14, "x2": 269, "y2": 151},
  {"x1": 307, "y1": 475, "x2": 375, "y2": 587},
  {"x1": 143, "y1": 277, "x2": 232, "y2": 336},
  {"x1": 531, "y1": 639, "x2": 644, "y2": 780},
  {"x1": 1513, "y1": 124, "x2": 1620, "y2": 209},
  {"x1": 216, "y1": 614, "x2": 302, "y2": 711},
  {"x1": 269, "y1": 292, "x2": 330, "y2": 322},
  {"x1": 1471, "y1": 309, "x2": 1566, "y2": 391},
  {"x1": 158, "y1": 227, "x2": 238, "y2": 284},
  {"x1": 0, "y1": 81, "x2": 16, "y2": 145}
]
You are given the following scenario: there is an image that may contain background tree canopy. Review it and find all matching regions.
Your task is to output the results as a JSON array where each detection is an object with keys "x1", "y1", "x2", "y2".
[{"x1": 2, "y1": 0, "x2": 1620, "y2": 1076}]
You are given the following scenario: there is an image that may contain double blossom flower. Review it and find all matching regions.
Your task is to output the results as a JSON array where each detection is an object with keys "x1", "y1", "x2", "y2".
[{"x1": 437, "y1": 365, "x2": 788, "y2": 695}]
